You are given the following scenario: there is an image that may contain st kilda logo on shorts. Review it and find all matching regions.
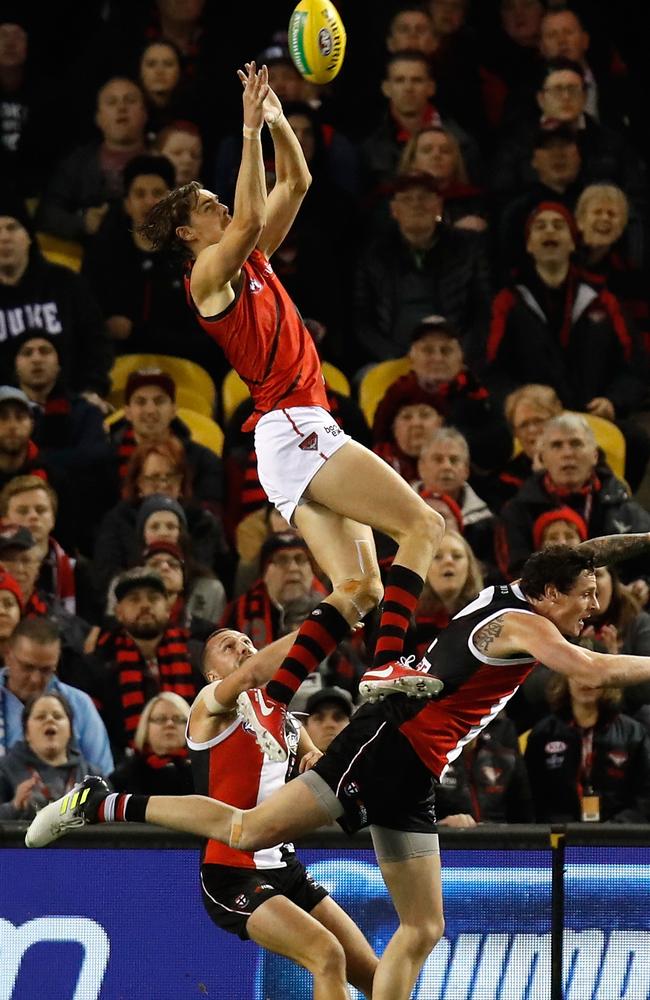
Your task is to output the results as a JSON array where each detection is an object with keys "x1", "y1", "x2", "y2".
[
  {"x1": 299, "y1": 432, "x2": 319, "y2": 451},
  {"x1": 234, "y1": 893, "x2": 249, "y2": 908}
]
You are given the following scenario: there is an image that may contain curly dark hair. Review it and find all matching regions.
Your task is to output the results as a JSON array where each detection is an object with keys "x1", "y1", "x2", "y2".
[
  {"x1": 137, "y1": 180, "x2": 201, "y2": 256},
  {"x1": 520, "y1": 545, "x2": 595, "y2": 599}
]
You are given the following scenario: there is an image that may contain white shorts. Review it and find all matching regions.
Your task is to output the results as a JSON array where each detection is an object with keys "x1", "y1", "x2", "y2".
[{"x1": 254, "y1": 406, "x2": 351, "y2": 523}]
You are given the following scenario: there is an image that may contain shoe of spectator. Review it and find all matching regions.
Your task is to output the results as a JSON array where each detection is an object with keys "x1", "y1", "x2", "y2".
[
  {"x1": 237, "y1": 689, "x2": 288, "y2": 762},
  {"x1": 25, "y1": 776, "x2": 110, "y2": 848},
  {"x1": 358, "y1": 658, "x2": 444, "y2": 702}
]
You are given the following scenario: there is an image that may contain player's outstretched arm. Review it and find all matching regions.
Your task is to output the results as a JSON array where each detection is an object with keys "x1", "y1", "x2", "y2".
[
  {"x1": 191, "y1": 62, "x2": 268, "y2": 297},
  {"x1": 506, "y1": 612, "x2": 650, "y2": 689},
  {"x1": 255, "y1": 84, "x2": 311, "y2": 258},
  {"x1": 576, "y1": 531, "x2": 650, "y2": 567}
]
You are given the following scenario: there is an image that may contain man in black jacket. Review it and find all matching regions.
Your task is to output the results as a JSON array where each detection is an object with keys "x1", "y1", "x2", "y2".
[
  {"x1": 497, "y1": 413, "x2": 650, "y2": 581},
  {"x1": 354, "y1": 172, "x2": 491, "y2": 364}
]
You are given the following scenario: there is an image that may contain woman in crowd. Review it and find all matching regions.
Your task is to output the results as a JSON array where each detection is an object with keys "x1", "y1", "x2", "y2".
[
  {"x1": 410, "y1": 530, "x2": 483, "y2": 657},
  {"x1": 138, "y1": 40, "x2": 194, "y2": 143},
  {"x1": 373, "y1": 401, "x2": 442, "y2": 484},
  {"x1": 93, "y1": 439, "x2": 230, "y2": 601},
  {"x1": 141, "y1": 540, "x2": 224, "y2": 637},
  {"x1": 0, "y1": 692, "x2": 104, "y2": 819},
  {"x1": 0, "y1": 569, "x2": 22, "y2": 659},
  {"x1": 525, "y1": 673, "x2": 650, "y2": 823},
  {"x1": 109, "y1": 693, "x2": 193, "y2": 796},
  {"x1": 399, "y1": 126, "x2": 487, "y2": 231}
]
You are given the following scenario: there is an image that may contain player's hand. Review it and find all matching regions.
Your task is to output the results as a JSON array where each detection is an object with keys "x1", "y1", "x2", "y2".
[
  {"x1": 237, "y1": 61, "x2": 269, "y2": 130},
  {"x1": 586, "y1": 396, "x2": 615, "y2": 420},
  {"x1": 299, "y1": 749, "x2": 323, "y2": 773},
  {"x1": 437, "y1": 813, "x2": 477, "y2": 828},
  {"x1": 13, "y1": 774, "x2": 39, "y2": 812},
  {"x1": 262, "y1": 84, "x2": 283, "y2": 126}
]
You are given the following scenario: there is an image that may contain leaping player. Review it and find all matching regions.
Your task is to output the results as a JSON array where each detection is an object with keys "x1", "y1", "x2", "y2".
[{"x1": 136, "y1": 62, "x2": 445, "y2": 753}]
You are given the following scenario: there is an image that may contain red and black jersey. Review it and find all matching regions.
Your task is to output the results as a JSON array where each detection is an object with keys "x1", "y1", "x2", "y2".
[
  {"x1": 185, "y1": 249, "x2": 328, "y2": 430},
  {"x1": 387, "y1": 584, "x2": 538, "y2": 779},
  {"x1": 188, "y1": 710, "x2": 300, "y2": 869}
]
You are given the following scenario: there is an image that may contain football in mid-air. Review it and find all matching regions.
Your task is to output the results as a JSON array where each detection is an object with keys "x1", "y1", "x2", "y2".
[{"x1": 288, "y1": 0, "x2": 346, "y2": 85}]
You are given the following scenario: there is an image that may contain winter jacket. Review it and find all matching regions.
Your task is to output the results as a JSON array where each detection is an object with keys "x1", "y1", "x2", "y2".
[
  {"x1": 0, "y1": 252, "x2": 111, "y2": 394},
  {"x1": 0, "y1": 740, "x2": 103, "y2": 819},
  {"x1": 485, "y1": 269, "x2": 646, "y2": 416},
  {"x1": 497, "y1": 465, "x2": 650, "y2": 579},
  {"x1": 354, "y1": 223, "x2": 491, "y2": 363},
  {"x1": 0, "y1": 668, "x2": 113, "y2": 775},
  {"x1": 436, "y1": 715, "x2": 534, "y2": 822},
  {"x1": 525, "y1": 709, "x2": 650, "y2": 823},
  {"x1": 110, "y1": 749, "x2": 194, "y2": 796}
]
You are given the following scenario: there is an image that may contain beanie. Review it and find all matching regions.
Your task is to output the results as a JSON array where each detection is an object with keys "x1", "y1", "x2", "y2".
[{"x1": 533, "y1": 507, "x2": 588, "y2": 550}]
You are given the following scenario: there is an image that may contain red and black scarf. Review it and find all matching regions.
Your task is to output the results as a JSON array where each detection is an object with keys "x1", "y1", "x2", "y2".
[
  {"x1": 543, "y1": 472, "x2": 601, "y2": 527},
  {"x1": 103, "y1": 627, "x2": 196, "y2": 743},
  {"x1": 144, "y1": 747, "x2": 190, "y2": 769},
  {"x1": 116, "y1": 424, "x2": 138, "y2": 480},
  {"x1": 24, "y1": 590, "x2": 49, "y2": 617},
  {"x1": 228, "y1": 580, "x2": 275, "y2": 649}
]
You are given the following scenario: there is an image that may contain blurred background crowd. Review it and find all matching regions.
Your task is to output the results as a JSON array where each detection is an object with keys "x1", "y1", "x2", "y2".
[{"x1": 1, "y1": 0, "x2": 650, "y2": 828}]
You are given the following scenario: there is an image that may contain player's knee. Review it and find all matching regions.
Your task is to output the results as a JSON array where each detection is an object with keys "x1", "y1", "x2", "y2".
[
  {"x1": 401, "y1": 915, "x2": 445, "y2": 959},
  {"x1": 412, "y1": 504, "x2": 446, "y2": 550},
  {"x1": 309, "y1": 933, "x2": 346, "y2": 979}
]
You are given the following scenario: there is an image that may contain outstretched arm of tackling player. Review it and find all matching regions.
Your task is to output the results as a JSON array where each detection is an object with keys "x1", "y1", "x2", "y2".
[
  {"x1": 505, "y1": 612, "x2": 650, "y2": 689},
  {"x1": 576, "y1": 531, "x2": 650, "y2": 567}
]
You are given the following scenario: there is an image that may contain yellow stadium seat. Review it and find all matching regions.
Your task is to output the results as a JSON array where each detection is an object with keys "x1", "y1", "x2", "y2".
[
  {"x1": 104, "y1": 407, "x2": 223, "y2": 457},
  {"x1": 358, "y1": 358, "x2": 411, "y2": 427},
  {"x1": 108, "y1": 354, "x2": 216, "y2": 416},
  {"x1": 221, "y1": 368, "x2": 249, "y2": 424},
  {"x1": 321, "y1": 361, "x2": 350, "y2": 397},
  {"x1": 221, "y1": 362, "x2": 351, "y2": 424},
  {"x1": 36, "y1": 232, "x2": 83, "y2": 273}
]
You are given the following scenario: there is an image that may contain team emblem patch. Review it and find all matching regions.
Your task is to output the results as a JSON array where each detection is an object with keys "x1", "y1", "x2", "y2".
[
  {"x1": 545, "y1": 741, "x2": 567, "y2": 754},
  {"x1": 608, "y1": 751, "x2": 628, "y2": 767},
  {"x1": 299, "y1": 432, "x2": 318, "y2": 451},
  {"x1": 344, "y1": 781, "x2": 359, "y2": 797},
  {"x1": 234, "y1": 894, "x2": 249, "y2": 908}
]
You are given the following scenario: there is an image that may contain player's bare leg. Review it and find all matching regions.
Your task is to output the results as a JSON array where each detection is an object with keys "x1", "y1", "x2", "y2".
[
  {"x1": 310, "y1": 896, "x2": 377, "y2": 998},
  {"x1": 371, "y1": 851, "x2": 445, "y2": 1000},
  {"x1": 301, "y1": 440, "x2": 445, "y2": 580},
  {"x1": 145, "y1": 777, "x2": 329, "y2": 849},
  {"x1": 247, "y1": 895, "x2": 374, "y2": 1000}
]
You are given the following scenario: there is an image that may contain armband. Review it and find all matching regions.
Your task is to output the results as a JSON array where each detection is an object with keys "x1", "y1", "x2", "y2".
[
  {"x1": 200, "y1": 681, "x2": 231, "y2": 715},
  {"x1": 267, "y1": 112, "x2": 285, "y2": 130}
]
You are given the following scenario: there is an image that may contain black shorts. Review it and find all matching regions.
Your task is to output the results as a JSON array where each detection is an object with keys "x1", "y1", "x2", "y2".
[
  {"x1": 310, "y1": 702, "x2": 436, "y2": 835},
  {"x1": 200, "y1": 854, "x2": 328, "y2": 940}
]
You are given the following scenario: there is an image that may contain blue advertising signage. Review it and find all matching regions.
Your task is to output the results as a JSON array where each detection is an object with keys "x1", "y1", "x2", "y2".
[{"x1": 0, "y1": 844, "x2": 648, "y2": 999}]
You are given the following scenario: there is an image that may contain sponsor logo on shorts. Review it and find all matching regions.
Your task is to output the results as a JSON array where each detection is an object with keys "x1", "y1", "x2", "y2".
[
  {"x1": 299, "y1": 432, "x2": 318, "y2": 451},
  {"x1": 324, "y1": 424, "x2": 341, "y2": 436},
  {"x1": 254, "y1": 883, "x2": 274, "y2": 893}
]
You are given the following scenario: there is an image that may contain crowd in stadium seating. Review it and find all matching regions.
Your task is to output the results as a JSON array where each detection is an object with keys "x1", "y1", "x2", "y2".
[{"x1": 1, "y1": 0, "x2": 650, "y2": 824}]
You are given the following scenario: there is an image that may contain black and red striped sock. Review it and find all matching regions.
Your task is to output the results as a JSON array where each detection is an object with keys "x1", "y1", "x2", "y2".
[
  {"x1": 97, "y1": 793, "x2": 149, "y2": 823},
  {"x1": 373, "y1": 564, "x2": 424, "y2": 667},
  {"x1": 266, "y1": 602, "x2": 351, "y2": 706}
]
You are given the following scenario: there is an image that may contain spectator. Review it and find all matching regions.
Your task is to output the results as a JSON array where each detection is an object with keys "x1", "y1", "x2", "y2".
[
  {"x1": 490, "y1": 59, "x2": 646, "y2": 209},
  {"x1": 488, "y1": 383, "x2": 563, "y2": 510},
  {"x1": 36, "y1": 76, "x2": 148, "y2": 242},
  {"x1": 106, "y1": 368, "x2": 223, "y2": 509},
  {"x1": 0, "y1": 197, "x2": 112, "y2": 400},
  {"x1": 496, "y1": 126, "x2": 583, "y2": 277},
  {"x1": 533, "y1": 506, "x2": 588, "y2": 551},
  {"x1": 580, "y1": 566, "x2": 650, "y2": 716},
  {"x1": 0, "y1": 617, "x2": 113, "y2": 772},
  {"x1": 304, "y1": 686, "x2": 353, "y2": 753},
  {"x1": 372, "y1": 315, "x2": 511, "y2": 474},
  {"x1": 525, "y1": 673, "x2": 650, "y2": 823},
  {"x1": 485, "y1": 201, "x2": 649, "y2": 488},
  {"x1": 109, "y1": 691, "x2": 193, "y2": 795},
  {"x1": 0, "y1": 476, "x2": 77, "y2": 613},
  {"x1": 93, "y1": 438, "x2": 230, "y2": 601},
  {"x1": 417, "y1": 427, "x2": 495, "y2": 567},
  {"x1": 355, "y1": 172, "x2": 491, "y2": 363},
  {"x1": 136, "y1": 492, "x2": 186, "y2": 546},
  {"x1": 142, "y1": 539, "x2": 224, "y2": 638},
  {"x1": 436, "y1": 714, "x2": 534, "y2": 824},
  {"x1": 386, "y1": 5, "x2": 435, "y2": 56},
  {"x1": 88, "y1": 566, "x2": 202, "y2": 757},
  {"x1": 374, "y1": 401, "x2": 443, "y2": 483},
  {"x1": 137, "y1": 39, "x2": 193, "y2": 144},
  {"x1": 233, "y1": 502, "x2": 292, "y2": 597},
  {"x1": 497, "y1": 413, "x2": 650, "y2": 580},
  {"x1": 12, "y1": 332, "x2": 111, "y2": 481},
  {"x1": 425, "y1": 0, "x2": 486, "y2": 140},
  {"x1": 360, "y1": 50, "x2": 480, "y2": 190},
  {"x1": 399, "y1": 126, "x2": 487, "y2": 230},
  {"x1": 410, "y1": 529, "x2": 483, "y2": 657},
  {"x1": 0, "y1": 691, "x2": 106, "y2": 818},
  {"x1": 154, "y1": 119, "x2": 203, "y2": 185},
  {"x1": 220, "y1": 532, "x2": 322, "y2": 649},
  {"x1": 0, "y1": 387, "x2": 76, "y2": 548},
  {"x1": 0, "y1": 566, "x2": 21, "y2": 657},
  {"x1": 575, "y1": 184, "x2": 648, "y2": 337}
]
